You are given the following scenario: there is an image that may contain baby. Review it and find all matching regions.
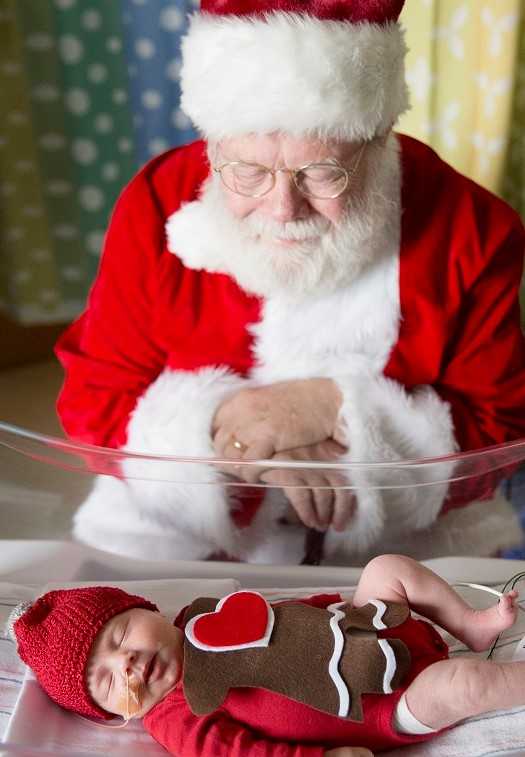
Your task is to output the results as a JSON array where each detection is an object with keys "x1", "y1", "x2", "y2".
[{"x1": 7, "y1": 554, "x2": 521, "y2": 757}]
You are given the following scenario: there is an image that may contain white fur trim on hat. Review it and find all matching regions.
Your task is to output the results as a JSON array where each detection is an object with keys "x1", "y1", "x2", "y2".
[{"x1": 180, "y1": 12, "x2": 410, "y2": 140}]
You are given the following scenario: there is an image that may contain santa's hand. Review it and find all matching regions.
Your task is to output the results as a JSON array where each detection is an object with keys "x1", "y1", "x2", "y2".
[
  {"x1": 259, "y1": 440, "x2": 355, "y2": 532},
  {"x1": 212, "y1": 378, "x2": 343, "y2": 463}
]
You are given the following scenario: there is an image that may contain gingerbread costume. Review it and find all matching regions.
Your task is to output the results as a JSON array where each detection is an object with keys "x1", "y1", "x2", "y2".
[{"x1": 144, "y1": 592, "x2": 449, "y2": 755}]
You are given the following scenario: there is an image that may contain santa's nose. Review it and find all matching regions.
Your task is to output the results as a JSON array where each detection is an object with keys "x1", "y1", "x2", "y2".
[{"x1": 266, "y1": 171, "x2": 309, "y2": 223}]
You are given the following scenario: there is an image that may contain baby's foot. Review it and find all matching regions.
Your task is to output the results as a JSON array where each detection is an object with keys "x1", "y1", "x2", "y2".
[{"x1": 463, "y1": 590, "x2": 518, "y2": 652}]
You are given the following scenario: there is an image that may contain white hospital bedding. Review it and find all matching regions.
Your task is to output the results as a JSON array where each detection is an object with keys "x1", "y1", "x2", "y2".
[{"x1": 1, "y1": 576, "x2": 525, "y2": 757}]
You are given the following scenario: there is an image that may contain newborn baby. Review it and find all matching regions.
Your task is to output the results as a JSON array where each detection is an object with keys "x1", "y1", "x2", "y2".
[{"x1": 8, "y1": 554, "x2": 519, "y2": 756}]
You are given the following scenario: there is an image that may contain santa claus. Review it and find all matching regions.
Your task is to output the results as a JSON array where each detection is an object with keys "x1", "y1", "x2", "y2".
[{"x1": 55, "y1": 0, "x2": 525, "y2": 565}]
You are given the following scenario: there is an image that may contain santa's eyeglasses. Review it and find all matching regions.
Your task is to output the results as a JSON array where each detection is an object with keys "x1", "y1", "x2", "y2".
[{"x1": 213, "y1": 142, "x2": 367, "y2": 200}]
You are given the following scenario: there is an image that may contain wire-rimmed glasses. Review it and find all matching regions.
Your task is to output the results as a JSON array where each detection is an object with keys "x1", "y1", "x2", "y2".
[{"x1": 213, "y1": 142, "x2": 367, "y2": 200}]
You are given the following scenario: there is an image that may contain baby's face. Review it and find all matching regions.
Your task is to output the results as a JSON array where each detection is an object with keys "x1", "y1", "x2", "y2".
[{"x1": 86, "y1": 608, "x2": 183, "y2": 718}]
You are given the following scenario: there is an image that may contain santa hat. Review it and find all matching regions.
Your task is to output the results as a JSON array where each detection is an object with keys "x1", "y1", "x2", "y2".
[
  {"x1": 6, "y1": 586, "x2": 158, "y2": 719},
  {"x1": 180, "y1": 0, "x2": 409, "y2": 142}
]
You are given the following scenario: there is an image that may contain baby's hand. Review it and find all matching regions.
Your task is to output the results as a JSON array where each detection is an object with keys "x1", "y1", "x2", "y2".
[{"x1": 324, "y1": 748, "x2": 374, "y2": 757}]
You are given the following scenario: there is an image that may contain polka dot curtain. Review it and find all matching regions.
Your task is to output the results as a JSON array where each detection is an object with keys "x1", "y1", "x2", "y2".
[
  {"x1": 0, "y1": 0, "x2": 197, "y2": 326},
  {"x1": 121, "y1": 0, "x2": 198, "y2": 163},
  {"x1": 0, "y1": 0, "x2": 523, "y2": 326}
]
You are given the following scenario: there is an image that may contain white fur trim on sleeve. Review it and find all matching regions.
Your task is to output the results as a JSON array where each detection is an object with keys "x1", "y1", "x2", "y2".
[
  {"x1": 74, "y1": 367, "x2": 248, "y2": 562},
  {"x1": 181, "y1": 13, "x2": 409, "y2": 140},
  {"x1": 324, "y1": 375, "x2": 457, "y2": 557}
]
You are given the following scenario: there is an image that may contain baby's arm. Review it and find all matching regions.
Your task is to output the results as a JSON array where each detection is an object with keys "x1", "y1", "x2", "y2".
[
  {"x1": 352, "y1": 554, "x2": 517, "y2": 651},
  {"x1": 144, "y1": 686, "x2": 370, "y2": 757}
]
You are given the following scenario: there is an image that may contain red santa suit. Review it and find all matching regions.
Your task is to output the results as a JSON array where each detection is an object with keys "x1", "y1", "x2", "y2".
[{"x1": 55, "y1": 1, "x2": 525, "y2": 564}]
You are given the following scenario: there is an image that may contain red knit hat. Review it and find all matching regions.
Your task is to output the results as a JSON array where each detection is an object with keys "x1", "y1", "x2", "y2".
[
  {"x1": 180, "y1": 0, "x2": 409, "y2": 141},
  {"x1": 8, "y1": 586, "x2": 158, "y2": 719}
]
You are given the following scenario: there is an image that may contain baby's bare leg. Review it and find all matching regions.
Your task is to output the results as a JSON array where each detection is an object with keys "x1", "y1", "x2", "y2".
[
  {"x1": 404, "y1": 657, "x2": 525, "y2": 731},
  {"x1": 353, "y1": 554, "x2": 517, "y2": 651}
]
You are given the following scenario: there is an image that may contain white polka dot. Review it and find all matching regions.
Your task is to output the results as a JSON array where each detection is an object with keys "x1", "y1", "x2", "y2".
[
  {"x1": 135, "y1": 38, "x2": 155, "y2": 59},
  {"x1": 82, "y1": 9, "x2": 102, "y2": 30},
  {"x1": 26, "y1": 34, "x2": 53, "y2": 51},
  {"x1": 8, "y1": 228, "x2": 26, "y2": 242},
  {"x1": 40, "y1": 289, "x2": 58, "y2": 303},
  {"x1": 86, "y1": 230, "x2": 105, "y2": 254},
  {"x1": 172, "y1": 108, "x2": 191, "y2": 130},
  {"x1": 87, "y1": 63, "x2": 108, "y2": 83},
  {"x1": 1, "y1": 61, "x2": 22, "y2": 75},
  {"x1": 47, "y1": 180, "x2": 72, "y2": 196},
  {"x1": 0, "y1": 182, "x2": 16, "y2": 197},
  {"x1": 118, "y1": 137, "x2": 133, "y2": 153},
  {"x1": 15, "y1": 160, "x2": 34, "y2": 173},
  {"x1": 40, "y1": 133, "x2": 66, "y2": 150},
  {"x1": 165, "y1": 58, "x2": 181, "y2": 81},
  {"x1": 102, "y1": 162, "x2": 119, "y2": 181},
  {"x1": 72, "y1": 138, "x2": 98, "y2": 164},
  {"x1": 79, "y1": 186, "x2": 104, "y2": 211},
  {"x1": 59, "y1": 35, "x2": 84, "y2": 64},
  {"x1": 107, "y1": 36, "x2": 122, "y2": 53},
  {"x1": 53, "y1": 224, "x2": 78, "y2": 239},
  {"x1": 159, "y1": 7, "x2": 183, "y2": 31},
  {"x1": 65, "y1": 88, "x2": 90, "y2": 115},
  {"x1": 55, "y1": 0, "x2": 76, "y2": 9},
  {"x1": 148, "y1": 138, "x2": 170, "y2": 155},
  {"x1": 94, "y1": 113, "x2": 114, "y2": 133},
  {"x1": 62, "y1": 266, "x2": 84, "y2": 281},
  {"x1": 112, "y1": 88, "x2": 127, "y2": 104},
  {"x1": 31, "y1": 248, "x2": 51, "y2": 261},
  {"x1": 32, "y1": 84, "x2": 60, "y2": 102},
  {"x1": 8, "y1": 112, "x2": 28, "y2": 125},
  {"x1": 13, "y1": 268, "x2": 31, "y2": 282},
  {"x1": 142, "y1": 89, "x2": 162, "y2": 109},
  {"x1": 22, "y1": 206, "x2": 44, "y2": 218}
]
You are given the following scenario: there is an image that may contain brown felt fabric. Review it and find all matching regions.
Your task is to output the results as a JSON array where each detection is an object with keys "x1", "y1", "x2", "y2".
[
  {"x1": 340, "y1": 601, "x2": 410, "y2": 632},
  {"x1": 182, "y1": 598, "x2": 412, "y2": 722}
]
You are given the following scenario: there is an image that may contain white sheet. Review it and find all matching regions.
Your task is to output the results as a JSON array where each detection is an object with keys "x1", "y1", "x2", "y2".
[{"x1": 2, "y1": 579, "x2": 525, "y2": 756}]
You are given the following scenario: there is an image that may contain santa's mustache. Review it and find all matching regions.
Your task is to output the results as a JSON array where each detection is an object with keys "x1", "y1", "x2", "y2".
[{"x1": 239, "y1": 214, "x2": 332, "y2": 242}]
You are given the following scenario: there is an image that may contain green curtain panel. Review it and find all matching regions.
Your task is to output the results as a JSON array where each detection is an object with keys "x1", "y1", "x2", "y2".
[
  {"x1": 0, "y1": 0, "x2": 523, "y2": 325},
  {"x1": 0, "y1": 0, "x2": 135, "y2": 324}
]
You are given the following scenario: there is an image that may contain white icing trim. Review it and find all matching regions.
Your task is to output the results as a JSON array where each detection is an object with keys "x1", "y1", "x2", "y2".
[
  {"x1": 327, "y1": 601, "x2": 351, "y2": 717},
  {"x1": 185, "y1": 591, "x2": 275, "y2": 652},
  {"x1": 367, "y1": 599, "x2": 396, "y2": 694},
  {"x1": 377, "y1": 638, "x2": 396, "y2": 694},
  {"x1": 367, "y1": 599, "x2": 388, "y2": 630}
]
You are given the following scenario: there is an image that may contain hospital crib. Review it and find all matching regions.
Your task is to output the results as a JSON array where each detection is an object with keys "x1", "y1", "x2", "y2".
[{"x1": 0, "y1": 421, "x2": 525, "y2": 756}]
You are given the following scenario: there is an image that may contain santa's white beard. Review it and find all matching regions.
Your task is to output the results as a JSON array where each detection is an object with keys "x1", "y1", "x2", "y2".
[
  {"x1": 167, "y1": 135, "x2": 401, "y2": 300},
  {"x1": 197, "y1": 139, "x2": 400, "y2": 299}
]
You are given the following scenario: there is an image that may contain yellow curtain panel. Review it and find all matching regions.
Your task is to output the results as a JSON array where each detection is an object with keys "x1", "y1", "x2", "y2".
[{"x1": 399, "y1": 0, "x2": 523, "y2": 196}]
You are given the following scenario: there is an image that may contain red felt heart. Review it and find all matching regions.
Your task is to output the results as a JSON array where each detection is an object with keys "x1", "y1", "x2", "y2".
[{"x1": 193, "y1": 592, "x2": 269, "y2": 647}]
